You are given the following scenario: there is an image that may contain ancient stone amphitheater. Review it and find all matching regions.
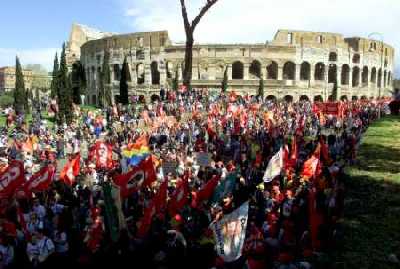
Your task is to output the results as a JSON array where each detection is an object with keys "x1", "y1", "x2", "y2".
[{"x1": 67, "y1": 24, "x2": 395, "y2": 104}]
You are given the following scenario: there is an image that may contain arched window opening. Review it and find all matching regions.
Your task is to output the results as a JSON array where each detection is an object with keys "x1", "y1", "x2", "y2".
[
  {"x1": 283, "y1": 62, "x2": 295, "y2": 80},
  {"x1": 317, "y1": 35, "x2": 323, "y2": 44},
  {"x1": 329, "y1": 52, "x2": 337, "y2": 62},
  {"x1": 284, "y1": 95, "x2": 293, "y2": 103},
  {"x1": 232, "y1": 61, "x2": 244, "y2": 79},
  {"x1": 314, "y1": 63, "x2": 325, "y2": 81},
  {"x1": 137, "y1": 63, "x2": 145, "y2": 85},
  {"x1": 328, "y1": 64, "x2": 337, "y2": 83},
  {"x1": 113, "y1": 64, "x2": 120, "y2": 81},
  {"x1": 362, "y1": 66, "x2": 368, "y2": 85},
  {"x1": 151, "y1": 61, "x2": 160, "y2": 85},
  {"x1": 266, "y1": 61, "x2": 278, "y2": 79},
  {"x1": 166, "y1": 62, "x2": 173, "y2": 79},
  {"x1": 300, "y1": 62, "x2": 311, "y2": 80},
  {"x1": 377, "y1": 69, "x2": 382, "y2": 87},
  {"x1": 352, "y1": 54, "x2": 360, "y2": 64},
  {"x1": 314, "y1": 95, "x2": 323, "y2": 102},
  {"x1": 249, "y1": 60, "x2": 261, "y2": 79},
  {"x1": 371, "y1": 67, "x2": 377, "y2": 83},
  {"x1": 299, "y1": 95, "x2": 309, "y2": 102},
  {"x1": 384, "y1": 71, "x2": 387, "y2": 87},
  {"x1": 352, "y1": 66, "x2": 360, "y2": 87},
  {"x1": 341, "y1": 65, "x2": 350, "y2": 85}
]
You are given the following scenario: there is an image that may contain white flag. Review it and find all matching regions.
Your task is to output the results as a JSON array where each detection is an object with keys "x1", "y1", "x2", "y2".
[
  {"x1": 263, "y1": 147, "x2": 283, "y2": 182},
  {"x1": 210, "y1": 201, "x2": 249, "y2": 262}
]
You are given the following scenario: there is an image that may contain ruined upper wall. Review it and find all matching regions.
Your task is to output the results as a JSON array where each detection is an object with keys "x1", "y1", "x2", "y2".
[{"x1": 81, "y1": 31, "x2": 171, "y2": 54}]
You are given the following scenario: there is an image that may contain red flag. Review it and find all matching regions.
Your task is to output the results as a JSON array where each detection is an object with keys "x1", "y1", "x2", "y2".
[
  {"x1": 195, "y1": 175, "x2": 220, "y2": 204},
  {"x1": 168, "y1": 173, "x2": 189, "y2": 216},
  {"x1": 301, "y1": 146, "x2": 321, "y2": 180},
  {"x1": 24, "y1": 165, "x2": 55, "y2": 193},
  {"x1": 137, "y1": 179, "x2": 168, "y2": 238},
  {"x1": 0, "y1": 160, "x2": 25, "y2": 198},
  {"x1": 319, "y1": 138, "x2": 332, "y2": 165},
  {"x1": 60, "y1": 154, "x2": 81, "y2": 185},
  {"x1": 95, "y1": 142, "x2": 113, "y2": 169},
  {"x1": 113, "y1": 157, "x2": 156, "y2": 198},
  {"x1": 308, "y1": 188, "x2": 323, "y2": 250}
]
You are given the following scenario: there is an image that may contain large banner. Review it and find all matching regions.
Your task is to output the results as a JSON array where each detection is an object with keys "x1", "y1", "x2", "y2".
[{"x1": 210, "y1": 201, "x2": 249, "y2": 262}]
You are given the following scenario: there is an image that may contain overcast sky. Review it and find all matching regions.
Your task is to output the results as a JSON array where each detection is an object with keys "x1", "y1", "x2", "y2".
[{"x1": 0, "y1": 0, "x2": 398, "y2": 77}]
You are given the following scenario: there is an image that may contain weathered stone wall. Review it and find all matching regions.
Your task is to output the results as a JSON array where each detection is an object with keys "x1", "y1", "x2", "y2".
[{"x1": 80, "y1": 29, "x2": 395, "y2": 105}]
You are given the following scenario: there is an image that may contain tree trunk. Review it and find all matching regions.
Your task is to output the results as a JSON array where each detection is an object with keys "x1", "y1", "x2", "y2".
[{"x1": 183, "y1": 35, "x2": 194, "y2": 90}]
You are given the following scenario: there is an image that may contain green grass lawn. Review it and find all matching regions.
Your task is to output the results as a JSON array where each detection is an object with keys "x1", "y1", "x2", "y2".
[{"x1": 340, "y1": 115, "x2": 400, "y2": 268}]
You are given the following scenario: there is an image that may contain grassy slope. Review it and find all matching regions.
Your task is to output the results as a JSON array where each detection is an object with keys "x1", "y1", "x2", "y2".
[{"x1": 342, "y1": 115, "x2": 400, "y2": 268}]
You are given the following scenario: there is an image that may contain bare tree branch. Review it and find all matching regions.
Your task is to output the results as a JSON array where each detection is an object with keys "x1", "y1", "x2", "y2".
[
  {"x1": 179, "y1": 0, "x2": 191, "y2": 32},
  {"x1": 191, "y1": 0, "x2": 219, "y2": 31}
]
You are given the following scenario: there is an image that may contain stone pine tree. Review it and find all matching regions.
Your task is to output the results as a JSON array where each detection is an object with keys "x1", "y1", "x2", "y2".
[
  {"x1": 57, "y1": 43, "x2": 73, "y2": 124},
  {"x1": 100, "y1": 50, "x2": 112, "y2": 107},
  {"x1": 14, "y1": 56, "x2": 27, "y2": 115},
  {"x1": 64, "y1": 73, "x2": 74, "y2": 124},
  {"x1": 179, "y1": 0, "x2": 219, "y2": 90},
  {"x1": 172, "y1": 66, "x2": 179, "y2": 92},
  {"x1": 332, "y1": 77, "x2": 338, "y2": 101},
  {"x1": 119, "y1": 57, "x2": 129, "y2": 105},
  {"x1": 71, "y1": 62, "x2": 86, "y2": 104},
  {"x1": 258, "y1": 74, "x2": 264, "y2": 100},
  {"x1": 221, "y1": 66, "x2": 228, "y2": 93},
  {"x1": 50, "y1": 53, "x2": 59, "y2": 98}
]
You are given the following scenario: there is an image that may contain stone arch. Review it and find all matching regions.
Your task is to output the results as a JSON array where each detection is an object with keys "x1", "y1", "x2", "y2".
[
  {"x1": 299, "y1": 95, "x2": 309, "y2": 102},
  {"x1": 266, "y1": 61, "x2": 278, "y2": 79},
  {"x1": 151, "y1": 61, "x2": 160, "y2": 85},
  {"x1": 371, "y1": 67, "x2": 377, "y2": 83},
  {"x1": 314, "y1": 63, "x2": 325, "y2": 81},
  {"x1": 362, "y1": 66, "x2": 368, "y2": 85},
  {"x1": 328, "y1": 64, "x2": 337, "y2": 83},
  {"x1": 138, "y1": 95, "x2": 146, "y2": 104},
  {"x1": 113, "y1": 64, "x2": 121, "y2": 81},
  {"x1": 151, "y1": 94, "x2": 160, "y2": 102},
  {"x1": 361, "y1": 95, "x2": 368, "y2": 100},
  {"x1": 352, "y1": 66, "x2": 360, "y2": 87},
  {"x1": 266, "y1": 95, "x2": 277, "y2": 102},
  {"x1": 283, "y1": 61, "x2": 296, "y2": 80},
  {"x1": 384, "y1": 70, "x2": 388, "y2": 87},
  {"x1": 300, "y1": 62, "x2": 311, "y2": 80},
  {"x1": 341, "y1": 64, "x2": 350, "y2": 85},
  {"x1": 352, "y1": 96, "x2": 358, "y2": 101},
  {"x1": 232, "y1": 61, "x2": 244, "y2": 79},
  {"x1": 166, "y1": 61, "x2": 173, "y2": 79},
  {"x1": 329, "y1": 52, "x2": 337, "y2": 62},
  {"x1": 215, "y1": 63, "x2": 225, "y2": 80},
  {"x1": 378, "y1": 68, "x2": 382, "y2": 87},
  {"x1": 284, "y1": 95, "x2": 293, "y2": 103},
  {"x1": 314, "y1": 95, "x2": 323, "y2": 102},
  {"x1": 249, "y1": 60, "x2": 261, "y2": 79},
  {"x1": 137, "y1": 63, "x2": 145, "y2": 85},
  {"x1": 199, "y1": 62, "x2": 209, "y2": 80},
  {"x1": 352, "y1": 54, "x2": 360, "y2": 64},
  {"x1": 340, "y1": 95, "x2": 348, "y2": 101}
]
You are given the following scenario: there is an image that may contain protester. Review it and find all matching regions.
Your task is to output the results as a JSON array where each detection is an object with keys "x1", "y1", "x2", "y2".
[{"x1": 0, "y1": 89, "x2": 388, "y2": 269}]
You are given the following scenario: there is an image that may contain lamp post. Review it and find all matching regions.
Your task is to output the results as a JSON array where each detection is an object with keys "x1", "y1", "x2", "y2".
[{"x1": 368, "y1": 32, "x2": 384, "y2": 99}]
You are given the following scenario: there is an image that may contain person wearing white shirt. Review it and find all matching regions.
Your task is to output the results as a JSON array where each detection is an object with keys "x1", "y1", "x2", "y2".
[
  {"x1": 32, "y1": 200, "x2": 46, "y2": 221},
  {"x1": 0, "y1": 236, "x2": 14, "y2": 268}
]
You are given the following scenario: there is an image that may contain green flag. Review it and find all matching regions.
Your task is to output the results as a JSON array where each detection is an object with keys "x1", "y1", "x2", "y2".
[
  {"x1": 211, "y1": 172, "x2": 237, "y2": 204},
  {"x1": 102, "y1": 181, "x2": 121, "y2": 243}
]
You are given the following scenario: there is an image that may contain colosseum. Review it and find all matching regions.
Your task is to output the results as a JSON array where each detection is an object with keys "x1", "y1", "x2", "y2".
[{"x1": 69, "y1": 24, "x2": 395, "y2": 104}]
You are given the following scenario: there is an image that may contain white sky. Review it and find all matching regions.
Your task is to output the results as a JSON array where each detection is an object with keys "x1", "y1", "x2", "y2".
[{"x1": 123, "y1": 0, "x2": 400, "y2": 77}]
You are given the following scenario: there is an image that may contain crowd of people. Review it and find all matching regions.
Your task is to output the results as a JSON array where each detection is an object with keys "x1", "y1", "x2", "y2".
[{"x1": 0, "y1": 89, "x2": 387, "y2": 269}]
